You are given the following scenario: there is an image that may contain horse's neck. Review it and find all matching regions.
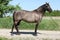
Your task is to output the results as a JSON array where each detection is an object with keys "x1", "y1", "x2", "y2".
[{"x1": 33, "y1": 7, "x2": 46, "y2": 14}]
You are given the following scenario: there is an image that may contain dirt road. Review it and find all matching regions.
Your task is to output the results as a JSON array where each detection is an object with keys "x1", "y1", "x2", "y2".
[{"x1": 0, "y1": 29, "x2": 60, "y2": 40}]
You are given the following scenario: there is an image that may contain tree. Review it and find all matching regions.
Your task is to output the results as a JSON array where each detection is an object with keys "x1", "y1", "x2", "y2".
[{"x1": 0, "y1": 0, "x2": 21, "y2": 18}]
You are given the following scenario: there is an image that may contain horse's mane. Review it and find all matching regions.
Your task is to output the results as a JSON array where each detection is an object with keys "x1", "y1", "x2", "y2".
[{"x1": 33, "y1": 4, "x2": 46, "y2": 12}]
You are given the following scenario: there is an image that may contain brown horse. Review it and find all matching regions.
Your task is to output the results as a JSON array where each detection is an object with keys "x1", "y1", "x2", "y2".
[{"x1": 11, "y1": 3, "x2": 52, "y2": 35}]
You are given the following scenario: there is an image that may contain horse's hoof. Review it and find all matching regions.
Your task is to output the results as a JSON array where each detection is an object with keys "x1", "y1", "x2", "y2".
[
  {"x1": 33, "y1": 33, "x2": 37, "y2": 36},
  {"x1": 33, "y1": 34, "x2": 37, "y2": 36},
  {"x1": 17, "y1": 31, "x2": 20, "y2": 33},
  {"x1": 16, "y1": 32, "x2": 20, "y2": 35},
  {"x1": 10, "y1": 31, "x2": 13, "y2": 33}
]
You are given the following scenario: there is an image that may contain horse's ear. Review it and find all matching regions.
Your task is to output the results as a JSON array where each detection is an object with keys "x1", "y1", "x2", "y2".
[
  {"x1": 45, "y1": 2, "x2": 49, "y2": 5},
  {"x1": 45, "y1": 2, "x2": 49, "y2": 4}
]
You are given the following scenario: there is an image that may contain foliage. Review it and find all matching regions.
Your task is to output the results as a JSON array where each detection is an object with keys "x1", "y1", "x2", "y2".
[
  {"x1": 15, "y1": 5, "x2": 21, "y2": 10},
  {"x1": 44, "y1": 10, "x2": 60, "y2": 16},
  {"x1": 0, "y1": 0, "x2": 21, "y2": 18}
]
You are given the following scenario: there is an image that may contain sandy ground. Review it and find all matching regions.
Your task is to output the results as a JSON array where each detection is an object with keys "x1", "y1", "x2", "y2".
[
  {"x1": 0, "y1": 17, "x2": 60, "y2": 40},
  {"x1": 0, "y1": 29, "x2": 60, "y2": 40}
]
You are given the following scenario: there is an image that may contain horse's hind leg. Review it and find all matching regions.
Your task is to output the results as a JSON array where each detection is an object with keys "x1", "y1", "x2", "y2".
[
  {"x1": 14, "y1": 20, "x2": 19, "y2": 33},
  {"x1": 11, "y1": 20, "x2": 19, "y2": 33},
  {"x1": 11, "y1": 24, "x2": 14, "y2": 33},
  {"x1": 15, "y1": 20, "x2": 21, "y2": 33}
]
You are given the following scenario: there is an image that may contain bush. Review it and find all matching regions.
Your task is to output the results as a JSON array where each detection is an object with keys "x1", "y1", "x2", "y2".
[
  {"x1": 0, "y1": 17, "x2": 13, "y2": 28},
  {"x1": 44, "y1": 10, "x2": 60, "y2": 16}
]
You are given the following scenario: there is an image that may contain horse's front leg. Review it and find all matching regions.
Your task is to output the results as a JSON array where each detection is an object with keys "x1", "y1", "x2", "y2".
[{"x1": 35, "y1": 22, "x2": 39, "y2": 35}]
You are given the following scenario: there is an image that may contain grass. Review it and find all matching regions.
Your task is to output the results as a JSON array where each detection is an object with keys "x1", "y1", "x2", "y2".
[
  {"x1": 0, "y1": 37, "x2": 60, "y2": 40},
  {"x1": 0, "y1": 17, "x2": 60, "y2": 30},
  {"x1": 0, "y1": 37, "x2": 9, "y2": 40}
]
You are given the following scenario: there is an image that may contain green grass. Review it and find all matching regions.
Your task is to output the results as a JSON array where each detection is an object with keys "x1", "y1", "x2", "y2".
[
  {"x1": 0, "y1": 37, "x2": 60, "y2": 40},
  {"x1": 0, "y1": 17, "x2": 60, "y2": 30},
  {"x1": 0, "y1": 37, "x2": 9, "y2": 40}
]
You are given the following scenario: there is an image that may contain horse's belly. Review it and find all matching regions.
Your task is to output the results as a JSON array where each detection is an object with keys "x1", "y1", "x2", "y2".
[
  {"x1": 23, "y1": 16, "x2": 39, "y2": 22},
  {"x1": 23, "y1": 17, "x2": 36, "y2": 22}
]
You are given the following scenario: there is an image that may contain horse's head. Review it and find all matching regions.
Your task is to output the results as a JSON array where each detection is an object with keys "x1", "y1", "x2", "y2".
[{"x1": 43, "y1": 2, "x2": 52, "y2": 13}]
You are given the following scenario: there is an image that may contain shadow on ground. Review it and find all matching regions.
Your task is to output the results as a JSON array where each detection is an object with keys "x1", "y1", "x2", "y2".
[{"x1": 10, "y1": 31, "x2": 41, "y2": 36}]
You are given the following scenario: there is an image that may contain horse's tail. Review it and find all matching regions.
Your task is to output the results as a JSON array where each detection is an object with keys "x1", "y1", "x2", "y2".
[{"x1": 13, "y1": 11, "x2": 16, "y2": 22}]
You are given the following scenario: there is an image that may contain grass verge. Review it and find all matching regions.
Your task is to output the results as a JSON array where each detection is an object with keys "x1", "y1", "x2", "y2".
[{"x1": 0, "y1": 17, "x2": 60, "y2": 30}]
